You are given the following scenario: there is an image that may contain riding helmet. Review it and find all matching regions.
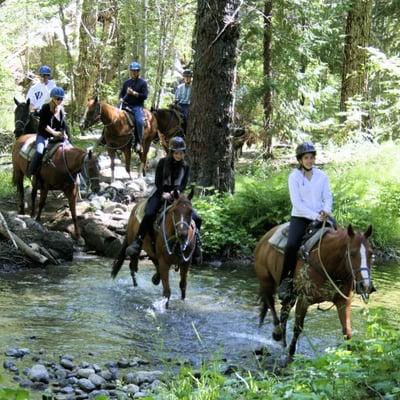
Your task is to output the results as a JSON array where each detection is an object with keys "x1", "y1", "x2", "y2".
[
  {"x1": 50, "y1": 86, "x2": 65, "y2": 99},
  {"x1": 169, "y1": 136, "x2": 186, "y2": 152},
  {"x1": 129, "y1": 62, "x2": 141, "y2": 71},
  {"x1": 182, "y1": 69, "x2": 193, "y2": 77},
  {"x1": 296, "y1": 142, "x2": 316, "y2": 160},
  {"x1": 38, "y1": 65, "x2": 51, "y2": 75}
]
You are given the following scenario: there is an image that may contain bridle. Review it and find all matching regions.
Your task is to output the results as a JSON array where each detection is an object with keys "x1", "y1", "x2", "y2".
[
  {"x1": 162, "y1": 200, "x2": 196, "y2": 262},
  {"x1": 86, "y1": 102, "x2": 118, "y2": 128}
]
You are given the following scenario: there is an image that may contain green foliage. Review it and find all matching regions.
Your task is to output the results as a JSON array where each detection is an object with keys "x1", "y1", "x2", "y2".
[
  {"x1": 155, "y1": 310, "x2": 400, "y2": 399},
  {"x1": 0, "y1": 170, "x2": 14, "y2": 199}
]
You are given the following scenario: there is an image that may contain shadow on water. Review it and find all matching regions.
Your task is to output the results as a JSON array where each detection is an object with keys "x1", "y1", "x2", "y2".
[{"x1": 0, "y1": 256, "x2": 399, "y2": 370}]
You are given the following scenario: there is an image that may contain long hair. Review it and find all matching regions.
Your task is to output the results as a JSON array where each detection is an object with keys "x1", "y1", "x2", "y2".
[{"x1": 163, "y1": 153, "x2": 187, "y2": 183}]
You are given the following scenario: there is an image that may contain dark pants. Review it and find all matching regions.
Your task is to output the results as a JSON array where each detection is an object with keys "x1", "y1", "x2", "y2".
[
  {"x1": 178, "y1": 103, "x2": 190, "y2": 134},
  {"x1": 137, "y1": 193, "x2": 202, "y2": 239},
  {"x1": 280, "y1": 216, "x2": 312, "y2": 283},
  {"x1": 130, "y1": 106, "x2": 144, "y2": 144}
]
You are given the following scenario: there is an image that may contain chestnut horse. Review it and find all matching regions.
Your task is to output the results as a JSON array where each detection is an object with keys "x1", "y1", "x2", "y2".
[
  {"x1": 12, "y1": 134, "x2": 101, "y2": 238},
  {"x1": 111, "y1": 189, "x2": 196, "y2": 307},
  {"x1": 81, "y1": 98, "x2": 158, "y2": 179},
  {"x1": 14, "y1": 98, "x2": 38, "y2": 137},
  {"x1": 254, "y1": 223, "x2": 374, "y2": 358},
  {"x1": 151, "y1": 104, "x2": 184, "y2": 151}
]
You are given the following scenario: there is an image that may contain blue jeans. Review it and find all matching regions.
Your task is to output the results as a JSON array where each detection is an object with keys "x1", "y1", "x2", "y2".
[
  {"x1": 35, "y1": 134, "x2": 47, "y2": 155},
  {"x1": 178, "y1": 103, "x2": 190, "y2": 134},
  {"x1": 130, "y1": 106, "x2": 144, "y2": 144}
]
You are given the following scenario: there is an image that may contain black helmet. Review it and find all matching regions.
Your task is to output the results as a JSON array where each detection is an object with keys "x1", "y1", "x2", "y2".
[
  {"x1": 182, "y1": 69, "x2": 193, "y2": 77},
  {"x1": 169, "y1": 136, "x2": 186, "y2": 152},
  {"x1": 296, "y1": 142, "x2": 316, "y2": 160}
]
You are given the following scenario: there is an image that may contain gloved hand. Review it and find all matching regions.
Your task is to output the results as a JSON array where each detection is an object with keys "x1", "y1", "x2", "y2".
[{"x1": 162, "y1": 192, "x2": 173, "y2": 201}]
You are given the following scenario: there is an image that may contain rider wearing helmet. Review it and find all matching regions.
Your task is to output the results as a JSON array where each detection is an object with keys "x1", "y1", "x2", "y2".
[
  {"x1": 277, "y1": 142, "x2": 333, "y2": 302},
  {"x1": 119, "y1": 61, "x2": 148, "y2": 152},
  {"x1": 26, "y1": 65, "x2": 57, "y2": 114},
  {"x1": 126, "y1": 136, "x2": 203, "y2": 264},
  {"x1": 174, "y1": 69, "x2": 193, "y2": 134},
  {"x1": 27, "y1": 86, "x2": 69, "y2": 178}
]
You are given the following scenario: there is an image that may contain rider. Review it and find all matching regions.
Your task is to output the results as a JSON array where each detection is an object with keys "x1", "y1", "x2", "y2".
[
  {"x1": 278, "y1": 142, "x2": 333, "y2": 302},
  {"x1": 26, "y1": 65, "x2": 57, "y2": 115},
  {"x1": 119, "y1": 61, "x2": 148, "y2": 152},
  {"x1": 27, "y1": 86, "x2": 69, "y2": 178},
  {"x1": 126, "y1": 136, "x2": 203, "y2": 264},
  {"x1": 174, "y1": 69, "x2": 193, "y2": 135}
]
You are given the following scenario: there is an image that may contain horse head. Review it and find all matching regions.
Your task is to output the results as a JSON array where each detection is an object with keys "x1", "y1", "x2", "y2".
[
  {"x1": 80, "y1": 97, "x2": 101, "y2": 130},
  {"x1": 346, "y1": 224, "x2": 374, "y2": 301},
  {"x1": 14, "y1": 98, "x2": 31, "y2": 137},
  {"x1": 83, "y1": 150, "x2": 101, "y2": 193}
]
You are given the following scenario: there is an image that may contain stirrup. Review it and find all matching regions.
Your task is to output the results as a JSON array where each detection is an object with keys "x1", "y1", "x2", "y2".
[{"x1": 126, "y1": 238, "x2": 143, "y2": 257}]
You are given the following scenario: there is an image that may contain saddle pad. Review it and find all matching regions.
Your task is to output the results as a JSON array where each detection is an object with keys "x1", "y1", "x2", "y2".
[
  {"x1": 20, "y1": 140, "x2": 71, "y2": 163},
  {"x1": 268, "y1": 222, "x2": 290, "y2": 253},
  {"x1": 134, "y1": 199, "x2": 148, "y2": 224},
  {"x1": 122, "y1": 110, "x2": 149, "y2": 129},
  {"x1": 20, "y1": 136, "x2": 37, "y2": 160},
  {"x1": 301, "y1": 227, "x2": 332, "y2": 256}
]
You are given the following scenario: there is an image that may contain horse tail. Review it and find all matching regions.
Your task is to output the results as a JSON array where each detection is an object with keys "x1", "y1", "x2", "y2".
[{"x1": 111, "y1": 236, "x2": 128, "y2": 279}]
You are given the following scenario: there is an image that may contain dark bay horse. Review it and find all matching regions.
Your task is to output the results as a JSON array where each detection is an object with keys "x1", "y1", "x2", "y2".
[
  {"x1": 14, "y1": 98, "x2": 38, "y2": 137},
  {"x1": 111, "y1": 189, "x2": 196, "y2": 308},
  {"x1": 12, "y1": 134, "x2": 101, "y2": 238},
  {"x1": 151, "y1": 104, "x2": 184, "y2": 151},
  {"x1": 254, "y1": 223, "x2": 374, "y2": 358},
  {"x1": 81, "y1": 98, "x2": 158, "y2": 179}
]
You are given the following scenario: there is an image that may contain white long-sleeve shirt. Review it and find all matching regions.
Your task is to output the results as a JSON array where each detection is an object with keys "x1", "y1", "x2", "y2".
[
  {"x1": 288, "y1": 167, "x2": 333, "y2": 221},
  {"x1": 26, "y1": 80, "x2": 56, "y2": 110}
]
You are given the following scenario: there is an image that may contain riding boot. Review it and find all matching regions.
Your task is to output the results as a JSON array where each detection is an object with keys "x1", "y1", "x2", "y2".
[
  {"x1": 135, "y1": 125, "x2": 144, "y2": 152},
  {"x1": 27, "y1": 152, "x2": 43, "y2": 179},
  {"x1": 192, "y1": 230, "x2": 203, "y2": 265},
  {"x1": 126, "y1": 236, "x2": 144, "y2": 257},
  {"x1": 278, "y1": 277, "x2": 294, "y2": 302}
]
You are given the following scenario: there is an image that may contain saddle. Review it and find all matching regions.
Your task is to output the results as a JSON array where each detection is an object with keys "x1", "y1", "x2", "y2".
[
  {"x1": 122, "y1": 108, "x2": 149, "y2": 129},
  {"x1": 19, "y1": 136, "x2": 70, "y2": 164},
  {"x1": 268, "y1": 221, "x2": 334, "y2": 259}
]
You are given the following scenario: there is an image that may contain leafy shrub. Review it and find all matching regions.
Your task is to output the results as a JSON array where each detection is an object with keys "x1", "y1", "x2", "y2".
[{"x1": 0, "y1": 170, "x2": 13, "y2": 199}]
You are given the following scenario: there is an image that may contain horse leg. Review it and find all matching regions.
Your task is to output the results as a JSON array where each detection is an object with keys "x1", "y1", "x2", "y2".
[
  {"x1": 123, "y1": 146, "x2": 132, "y2": 179},
  {"x1": 36, "y1": 185, "x2": 48, "y2": 222},
  {"x1": 288, "y1": 297, "x2": 309, "y2": 357},
  {"x1": 335, "y1": 298, "x2": 353, "y2": 340},
  {"x1": 258, "y1": 280, "x2": 282, "y2": 340},
  {"x1": 150, "y1": 257, "x2": 160, "y2": 285},
  {"x1": 15, "y1": 173, "x2": 25, "y2": 214},
  {"x1": 140, "y1": 135, "x2": 152, "y2": 177},
  {"x1": 65, "y1": 185, "x2": 80, "y2": 239},
  {"x1": 30, "y1": 180, "x2": 39, "y2": 218},
  {"x1": 108, "y1": 149, "x2": 115, "y2": 182},
  {"x1": 280, "y1": 297, "x2": 296, "y2": 348},
  {"x1": 159, "y1": 259, "x2": 171, "y2": 307},
  {"x1": 179, "y1": 265, "x2": 189, "y2": 300},
  {"x1": 129, "y1": 257, "x2": 138, "y2": 287}
]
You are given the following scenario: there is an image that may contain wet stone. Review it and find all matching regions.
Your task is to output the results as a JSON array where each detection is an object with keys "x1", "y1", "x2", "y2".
[
  {"x1": 5, "y1": 347, "x2": 30, "y2": 358},
  {"x1": 77, "y1": 368, "x2": 95, "y2": 378},
  {"x1": 67, "y1": 376, "x2": 78, "y2": 385},
  {"x1": 99, "y1": 370, "x2": 114, "y2": 381},
  {"x1": 92, "y1": 363, "x2": 101, "y2": 373},
  {"x1": 19, "y1": 379, "x2": 33, "y2": 388},
  {"x1": 75, "y1": 395, "x2": 89, "y2": 400},
  {"x1": 117, "y1": 358, "x2": 130, "y2": 368},
  {"x1": 3, "y1": 359, "x2": 16, "y2": 369},
  {"x1": 89, "y1": 389, "x2": 109, "y2": 399},
  {"x1": 60, "y1": 358, "x2": 74, "y2": 370},
  {"x1": 60, "y1": 354, "x2": 74, "y2": 361},
  {"x1": 124, "y1": 383, "x2": 139, "y2": 394},
  {"x1": 60, "y1": 386, "x2": 75, "y2": 394},
  {"x1": 102, "y1": 382, "x2": 116, "y2": 390},
  {"x1": 80, "y1": 361, "x2": 91, "y2": 368},
  {"x1": 55, "y1": 368, "x2": 67, "y2": 380},
  {"x1": 30, "y1": 381, "x2": 48, "y2": 391},
  {"x1": 78, "y1": 378, "x2": 96, "y2": 392},
  {"x1": 133, "y1": 392, "x2": 147, "y2": 398},
  {"x1": 88, "y1": 373, "x2": 105, "y2": 387},
  {"x1": 105, "y1": 361, "x2": 117, "y2": 369},
  {"x1": 125, "y1": 370, "x2": 163, "y2": 385},
  {"x1": 28, "y1": 364, "x2": 50, "y2": 383}
]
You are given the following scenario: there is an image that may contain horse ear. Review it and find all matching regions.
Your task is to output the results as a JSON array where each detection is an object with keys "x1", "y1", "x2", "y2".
[
  {"x1": 88, "y1": 150, "x2": 93, "y2": 160},
  {"x1": 188, "y1": 187, "x2": 195, "y2": 201},
  {"x1": 364, "y1": 225, "x2": 372, "y2": 239},
  {"x1": 26, "y1": 98, "x2": 30, "y2": 106},
  {"x1": 347, "y1": 224, "x2": 355, "y2": 238},
  {"x1": 94, "y1": 96, "x2": 98, "y2": 103},
  {"x1": 173, "y1": 189, "x2": 180, "y2": 199},
  {"x1": 14, "y1": 97, "x2": 20, "y2": 106}
]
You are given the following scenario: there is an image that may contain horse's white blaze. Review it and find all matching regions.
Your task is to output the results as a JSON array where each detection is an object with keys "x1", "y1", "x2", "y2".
[{"x1": 360, "y1": 244, "x2": 370, "y2": 287}]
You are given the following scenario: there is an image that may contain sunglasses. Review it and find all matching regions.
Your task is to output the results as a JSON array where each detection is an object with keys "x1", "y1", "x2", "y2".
[
  {"x1": 40, "y1": 74, "x2": 50, "y2": 78},
  {"x1": 55, "y1": 97, "x2": 63, "y2": 101}
]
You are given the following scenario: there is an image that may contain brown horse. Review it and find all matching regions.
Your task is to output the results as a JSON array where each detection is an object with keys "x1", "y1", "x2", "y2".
[
  {"x1": 111, "y1": 189, "x2": 196, "y2": 307},
  {"x1": 14, "y1": 98, "x2": 39, "y2": 137},
  {"x1": 81, "y1": 97, "x2": 158, "y2": 179},
  {"x1": 254, "y1": 223, "x2": 374, "y2": 358},
  {"x1": 12, "y1": 134, "x2": 101, "y2": 238},
  {"x1": 151, "y1": 104, "x2": 184, "y2": 151}
]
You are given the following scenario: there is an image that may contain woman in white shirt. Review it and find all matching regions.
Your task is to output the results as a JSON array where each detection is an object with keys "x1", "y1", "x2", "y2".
[{"x1": 278, "y1": 142, "x2": 333, "y2": 302}]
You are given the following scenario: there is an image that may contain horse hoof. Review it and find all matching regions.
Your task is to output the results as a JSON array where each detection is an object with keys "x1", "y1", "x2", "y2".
[
  {"x1": 151, "y1": 273, "x2": 160, "y2": 285},
  {"x1": 132, "y1": 277, "x2": 137, "y2": 287},
  {"x1": 272, "y1": 326, "x2": 283, "y2": 342}
]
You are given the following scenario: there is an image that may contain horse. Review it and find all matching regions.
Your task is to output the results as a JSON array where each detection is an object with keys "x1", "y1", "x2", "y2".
[
  {"x1": 151, "y1": 104, "x2": 185, "y2": 151},
  {"x1": 14, "y1": 98, "x2": 39, "y2": 137},
  {"x1": 254, "y1": 223, "x2": 374, "y2": 359},
  {"x1": 80, "y1": 97, "x2": 158, "y2": 179},
  {"x1": 111, "y1": 189, "x2": 196, "y2": 308},
  {"x1": 12, "y1": 134, "x2": 101, "y2": 239}
]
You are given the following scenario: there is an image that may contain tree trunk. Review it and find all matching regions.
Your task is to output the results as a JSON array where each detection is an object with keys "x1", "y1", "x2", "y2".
[
  {"x1": 187, "y1": 0, "x2": 241, "y2": 193},
  {"x1": 340, "y1": 0, "x2": 373, "y2": 114},
  {"x1": 263, "y1": 0, "x2": 273, "y2": 156},
  {"x1": 74, "y1": 0, "x2": 98, "y2": 121}
]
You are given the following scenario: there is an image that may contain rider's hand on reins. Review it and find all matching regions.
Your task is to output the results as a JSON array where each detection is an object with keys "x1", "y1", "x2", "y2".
[
  {"x1": 162, "y1": 192, "x2": 173, "y2": 202},
  {"x1": 318, "y1": 210, "x2": 330, "y2": 221}
]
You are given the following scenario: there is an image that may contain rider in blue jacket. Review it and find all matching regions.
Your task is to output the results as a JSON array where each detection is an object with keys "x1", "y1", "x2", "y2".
[{"x1": 119, "y1": 62, "x2": 148, "y2": 152}]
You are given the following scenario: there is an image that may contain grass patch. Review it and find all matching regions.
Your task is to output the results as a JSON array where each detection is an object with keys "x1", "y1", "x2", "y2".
[{"x1": 0, "y1": 170, "x2": 13, "y2": 199}]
